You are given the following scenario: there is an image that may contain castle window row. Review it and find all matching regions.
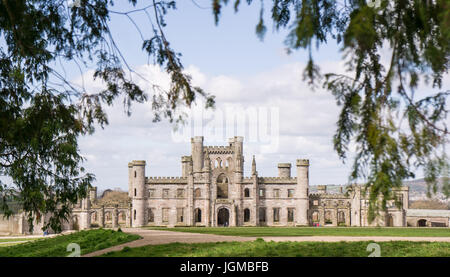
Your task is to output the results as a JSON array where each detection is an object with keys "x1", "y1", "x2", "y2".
[
  {"x1": 145, "y1": 207, "x2": 296, "y2": 225},
  {"x1": 258, "y1": 188, "x2": 295, "y2": 198},
  {"x1": 146, "y1": 188, "x2": 296, "y2": 199},
  {"x1": 148, "y1": 189, "x2": 186, "y2": 198}
]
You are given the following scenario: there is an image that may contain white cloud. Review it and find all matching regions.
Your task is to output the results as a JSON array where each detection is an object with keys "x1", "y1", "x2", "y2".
[{"x1": 76, "y1": 61, "x2": 448, "y2": 192}]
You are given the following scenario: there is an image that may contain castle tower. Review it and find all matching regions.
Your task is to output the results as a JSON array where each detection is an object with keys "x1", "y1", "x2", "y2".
[
  {"x1": 79, "y1": 197, "x2": 91, "y2": 230},
  {"x1": 203, "y1": 151, "x2": 211, "y2": 179},
  {"x1": 191, "y1": 136, "x2": 204, "y2": 179},
  {"x1": 130, "y1": 160, "x2": 146, "y2": 227},
  {"x1": 181, "y1": 156, "x2": 192, "y2": 177},
  {"x1": 296, "y1": 159, "x2": 309, "y2": 226},
  {"x1": 89, "y1": 187, "x2": 97, "y2": 202},
  {"x1": 128, "y1": 162, "x2": 133, "y2": 197},
  {"x1": 232, "y1": 136, "x2": 244, "y2": 182}
]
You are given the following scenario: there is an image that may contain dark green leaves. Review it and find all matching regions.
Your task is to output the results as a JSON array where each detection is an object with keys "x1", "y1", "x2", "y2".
[
  {"x1": 215, "y1": 0, "x2": 449, "y2": 221},
  {"x1": 0, "y1": 0, "x2": 214, "y2": 232}
]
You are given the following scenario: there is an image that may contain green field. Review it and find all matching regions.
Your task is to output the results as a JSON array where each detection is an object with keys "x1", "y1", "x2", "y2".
[
  {"x1": 146, "y1": 226, "x2": 450, "y2": 237},
  {"x1": 0, "y1": 229, "x2": 140, "y2": 257},
  {"x1": 0, "y1": 238, "x2": 39, "y2": 243},
  {"x1": 102, "y1": 239, "x2": 450, "y2": 257},
  {"x1": 0, "y1": 238, "x2": 39, "y2": 248}
]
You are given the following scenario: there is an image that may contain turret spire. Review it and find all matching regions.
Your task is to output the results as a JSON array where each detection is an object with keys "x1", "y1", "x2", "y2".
[{"x1": 252, "y1": 155, "x2": 257, "y2": 176}]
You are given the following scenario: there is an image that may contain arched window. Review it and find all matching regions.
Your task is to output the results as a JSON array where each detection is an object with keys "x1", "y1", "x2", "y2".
[
  {"x1": 216, "y1": 174, "x2": 229, "y2": 199},
  {"x1": 195, "y1": 208, "x2": 202, "y2": 223},
  {"x1": 244, "y1": 208, "x2": 250, "y2": 222},
  {"x1": 148, "y1": 208, "x2": 155, "y2": 223},
  {"x1": 338, "y1": 211, "x2": 345, "y2": 223},
  {"x1": 312, "y1": 211, "x2": 319, "y2": 223},
  {"x1": 91, "y1": 212, "x2": 97, "y2": 222},
  {"x1": 216, "y1": 158, "x2": 222, "y2": 168},
  {"x1": 244, "y1": 188, "x2": 250, "y2": 198},
  {"x1": 325, "y1": 210, "x2": 332, "y2": 224},
  {"x1": 119, "y1": 212, "x2": 126, "y2": 222},
  {"x1": 194, "y1": 188, "x2": 201, "y2": 198},
  {"x1": 259, "y1": 207, "x2": 266, "y2": 222}
]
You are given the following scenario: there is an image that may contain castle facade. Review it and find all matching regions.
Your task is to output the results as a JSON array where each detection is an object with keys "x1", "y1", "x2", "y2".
[{"x1": 128, "y1": 136, "x2": 409, "y2": 228}]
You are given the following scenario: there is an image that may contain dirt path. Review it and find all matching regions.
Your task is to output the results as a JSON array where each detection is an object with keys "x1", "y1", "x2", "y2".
[
  {"x1": 82, "y1": 228, "x2": 254, "y2": 257},
  {"x1": 260, "y1": 236, "x2": 450, "y2": 242},
  {"x1": 83, "y1": 228, "x2": 450, "y2": 257}
]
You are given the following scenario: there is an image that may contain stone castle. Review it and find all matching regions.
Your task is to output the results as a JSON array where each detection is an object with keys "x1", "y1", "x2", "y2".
[
  {"x1": 2, "y1": 136, "x2": 449, "y2": 235},
  {"x1": 128, "y1": 136, "x2": 409, "y2": 228}
]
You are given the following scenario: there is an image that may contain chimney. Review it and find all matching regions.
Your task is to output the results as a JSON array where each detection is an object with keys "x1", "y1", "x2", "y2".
[{"x1": 278, "y1": 163, "x2": 291, "y2": 178}]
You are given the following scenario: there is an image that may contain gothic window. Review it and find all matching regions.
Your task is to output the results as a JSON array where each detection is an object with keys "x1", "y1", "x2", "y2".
[
  {"x1": 325, "y1": 210, "x2": 332, "y2": 224},
  {"x1": 177, "y1": 189, "x2": 185, "y2": 198},
  {"x1": 105, "y1": 211, "x2": 112, "y2": 222},
  {"x1": 194, "y1": 208, "x2": 202, "y2": 223},
  {"x1": 215, "y1": 158, "x2": 222, "y2": 168},
  {"x1": 338, "y1": 211, "x2": 345, "y2": 224},
  {"x1": 194, "y1": 188, "x2": 201, "y2": 198},
  {"x1": 119, "y1": 212, "x2": 126, "y2": 222},
  {"x1": 216, "y1": 174, "x2": 229, "y2": 199},
  {"x1": 148, "y1": 209, "x2": 155, "y2": 223},
  {"x1": 244, "y1": 188, "x2": 250, "y2": 198},
  {"x1": 259, "y1": 207, "x2": 266, "y2": 222},
  {"x1": 288, "y1": 189, "x2": 294, "y2": 198},
  {"x1": 287, "y1": 208, "x2": 295, "y2": 222},
  {"x1": 259, "y1": 188, "x2": 265, "y2": 198},
  {"x1": 273, "y1": 208, "x2": 280, "y2": 222},
  {"x1": 312, "y1": 211, "x2": 319, "y2": 223},
  {"x1": 163, "y1": 189, "x2": 169, "y2": 199},
  {"x1": 177, "y1": 208, "x2": 184, "y2": 223},
  {"x1": 162, "y1": 208, "x2": 169, "y2": 223},
  {"x1": 273, "y1": 189, "x2": 280, "y2": 198},
  {"x1": 244, "y1": 208, "x2": 250, "y2": 222}
]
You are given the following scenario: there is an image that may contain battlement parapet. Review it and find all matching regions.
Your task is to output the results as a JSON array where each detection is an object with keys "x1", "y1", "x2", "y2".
[
  {"x1": 296, "y1": 159, "x2": 309, "y2": 166},
  {"x1": 258, "y1": 177, "x2": 297, "y2": 184},
  {"x1": 204, "y1": 146, "x2": 234, "y2": 154},
  {"x1": 146, "y1": 177, "x2": 188, "y2": 184},
  {"x1": 309, "y1": 193, "x2": 347, "y2": 199}
]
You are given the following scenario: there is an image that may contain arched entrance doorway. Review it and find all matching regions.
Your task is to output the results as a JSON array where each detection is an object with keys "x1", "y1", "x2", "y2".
[
  {"x1": 418, "y1": 219, "x2": 427, "y2": 227},
  {"x1": 217, "y1": 208, "x2": 229, "y2": 227}
]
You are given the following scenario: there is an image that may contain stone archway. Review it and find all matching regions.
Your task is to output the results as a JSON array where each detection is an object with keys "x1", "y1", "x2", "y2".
[
  {"x1": 217, "y1": 208, "x2": 230, "y2": 227},
  {"x1": 418, "y1": 219, "x2": 427, "y2": 227}
]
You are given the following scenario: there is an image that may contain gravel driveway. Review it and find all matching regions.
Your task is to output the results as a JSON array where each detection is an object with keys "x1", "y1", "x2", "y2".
[{"x1": 83, "y1": 228, "x2": 450, "y2": 257}]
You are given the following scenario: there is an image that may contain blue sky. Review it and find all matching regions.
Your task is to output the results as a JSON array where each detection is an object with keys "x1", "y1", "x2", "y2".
[
  {"x1": 69, "y1": 1, "x2": 449, "y2": 192},
  {"x1": 106, "y1": 0, "x2": 341, "y2": 76},
  {"x1": 74, "y1": 1, "x2": 353, "y2": 191}
]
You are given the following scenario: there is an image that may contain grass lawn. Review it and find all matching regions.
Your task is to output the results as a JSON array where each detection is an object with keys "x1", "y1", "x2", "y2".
[
  {"x1": 101, "y1": 239, "x2": 450, "y2": 257},
  {"x1": 0, "y1": 238, "x2": 39, "y2": 243},
  {"x1": 146, "y1": 226, "x2": 450, "y2": 237},
  {"x1": 0, "y1": 229, "x2": 140, "y2": 257}
]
